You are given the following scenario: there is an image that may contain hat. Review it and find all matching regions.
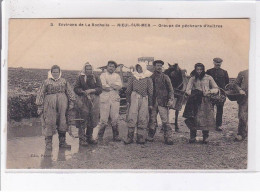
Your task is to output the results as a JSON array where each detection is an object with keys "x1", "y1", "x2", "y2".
[
  {"x1": 153, "y1": 60, "x2": 164, "y2": 66},
  {"x1": 213, "y1": 57, "x2": 223, "y2": 63},
  {"x1": 107, "y1": 60, "x2": 118, "y2": 68}
]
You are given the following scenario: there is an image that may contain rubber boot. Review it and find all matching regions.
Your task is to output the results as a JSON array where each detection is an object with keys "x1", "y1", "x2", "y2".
[
  {"x1": 189, "y1": 129, "x2": 197, "y2": 143},
  {"x1": 136, "y1": 128, "x2": 146, "y2": 144},
  {"x1": 45, "y1": 136, "x2": 53, "y2": 150},
  {"x1": 164, "y1": 124, "x2": 173, "y2": 145},
  {"x1": 86, "y1": 127, "x2": 97, "y2": 145},
  {"x1": 79, "y1": 136, "x2": 88, "y2": 147},
  {"x1": 78, "y1": 127, "x2": 88, "y2": 147},
  {"x1": 58, "y1": 132, "x2": 71, "y2": 149},
  {"x1": 175, "y1": 123, "x2": 180, "y2": 132},
  {"x1": 97, "y1": 125, "x2": 106, "y2": 142},
  {"x1": 112, "y1": 125, "x2": 121, "y2": 142},
  {"x1": 146, "y1": 128, "x2": 156, "y2": 142},
  {"x1": 124, "y1": 127, "x2": 134, "y2": 144},
  {"x1": 202, "y1": 130, "x2": 209, "y2": 144}
]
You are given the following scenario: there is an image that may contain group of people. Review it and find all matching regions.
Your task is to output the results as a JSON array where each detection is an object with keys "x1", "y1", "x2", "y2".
[{"x1": 36, "y1": 58, "x2": 248, "y2": 150}]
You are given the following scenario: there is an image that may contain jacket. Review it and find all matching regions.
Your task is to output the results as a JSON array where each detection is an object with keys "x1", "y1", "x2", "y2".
[
  {"x1": 74, "y1": 74, "x2": 102, "y2": 96},
  {"x1": 206, "y1": 68, "x2": 229, "y2": 89},
  {"x1": 150, "y1": 72, "x2": 174, "y2": 107}
]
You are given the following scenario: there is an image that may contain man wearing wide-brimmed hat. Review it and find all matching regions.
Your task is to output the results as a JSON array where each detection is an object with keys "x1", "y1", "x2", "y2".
[
  {"x1": 206, "y1": 57, "x2": 229, "y2": 132},
  {"x1": 147, "y1": 60, "x2": 175, "y2": 145}
]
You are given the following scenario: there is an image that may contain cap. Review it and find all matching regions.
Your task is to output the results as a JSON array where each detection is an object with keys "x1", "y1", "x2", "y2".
[
  {"x1": 153, "y1": 60, "x2": 164, "y2": 66},
  {"x1": 213, "y1": 57, "x2": 223, "y2": 63}
]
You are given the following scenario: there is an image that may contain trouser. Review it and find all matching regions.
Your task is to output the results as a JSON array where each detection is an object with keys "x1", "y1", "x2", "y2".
[
  {"x1": 237, "y1": 97, "x2": 248, "y2": 138},
  {"x1": 127, "y1": 92, "x2": 149, "y2": 130},
  {"x1": 127, "y1": 127, "x2": 146, "y2": 138},
  {"x1": 42, "y1": 93, "x2": 68, "y2": 137},
  {"x1": 77, "y1": 95, "x2": 100, "y2": 140},
  {"x1": 213, "y1": 102, "x2": 224, "y2": 127},
  {"x1": 98, "y1": 92, "x2": 120, "y2": 137},
  {"x1": 148, "y1": 100, "x2": 172, "y2": 136}
]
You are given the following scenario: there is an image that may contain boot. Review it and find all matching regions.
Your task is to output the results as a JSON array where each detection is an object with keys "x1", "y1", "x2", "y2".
[
  {"x1": 45, "y1": 136, "x2": 53, "y2": 150},
  {"x1": 202, "y1": 130, "x2": 209, "y2": 144},
  {"x1": 175, "y1": 123, "x2": 180, "y2": 132},
  {"x1": 112, "y1": 125, "x2": 121, "y2": 142},
  {"x1": 124, "y1": 127, "x2": 134, "y2": 144},
  {"x1": 215, "y1": 126, "x2": 223, "y2": 132},
  {"x1": 163, "y1": 125, "x2": 173, "y2": 145},
  {"x1": 58, "y1": 132, "x2": 71, "y2": 149},
  {"x1": 79, "y1": 136, "x2": 88, "y2": 147},
  {"x1": 136, "y1": 134, "x2": 146, "y2": 144},
  {"x1": 78, "y1": 127, "x2": 88, "y2": 147},
  {"x1": 136, "y1": 128, "x2": 146, "y2": 144},
  {"x1": 189, "y1": 129, "x2": 197, "y2": 143},
  {"x1": 97, "y1": 125, "x2": 106, "y2": 142},
  {"x1": 86, "y1": 127, "x2": 97, "y2": 145},
  {"x1": 146, "y1": 128, "x2": 156, "y2": 142}
]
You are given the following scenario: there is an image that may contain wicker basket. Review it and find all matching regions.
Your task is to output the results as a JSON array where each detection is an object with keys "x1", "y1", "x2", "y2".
[
  {"x1": 225, "y1": 83, "x2": 242, "y2": 101},
  {"x1": 171, "y1": 89, "x2": 187, "y2": 111}
]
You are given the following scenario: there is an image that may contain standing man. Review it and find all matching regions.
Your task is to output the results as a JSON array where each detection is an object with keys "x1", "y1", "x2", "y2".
[
  {"x1": 74, "y1": 62, "x2": 102, "y2": 146},
  {"x1": 234, "y1": 69, "x2": 248, "y2": 141},
  {"x1": 147, "y1": 60, "x2": 175, "y2": 145},
  {"x1": 97, "y1": 60, "x2": 123, "y2": 142},
  {"x1": 206, "y1": 57, "x2": 229, "y2": 131}
]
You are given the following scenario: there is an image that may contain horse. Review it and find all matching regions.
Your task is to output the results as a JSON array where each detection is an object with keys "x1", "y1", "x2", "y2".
[{"x1": 164, "y1": 63, "x2": 188, "y2": 131}]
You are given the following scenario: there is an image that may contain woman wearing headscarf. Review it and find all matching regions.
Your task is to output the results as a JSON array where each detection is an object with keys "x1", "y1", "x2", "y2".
[
  {"x1": 124, "y1": 62, "x2": 153, "y2": 144},
  {"x1": 36, "y1": 65, "x2": 76, "y2": 150},
  {"x1": 74, "y1": 62, "x2": 102, "y2": 146},
  {"x1": 183, "y1": 63, "x2": 219, "y2": 144}
]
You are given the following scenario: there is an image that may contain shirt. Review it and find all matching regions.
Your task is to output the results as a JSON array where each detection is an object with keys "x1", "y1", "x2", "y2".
[
  {"x1": 186, "y1": 74, "x2": 219, "y2": 96},
  {"x1": 99, "y1": 72, "x2": 123, "y2": 101},
  {"x1": 125, "y1": 76, "x2": 153, "y2": 106}
]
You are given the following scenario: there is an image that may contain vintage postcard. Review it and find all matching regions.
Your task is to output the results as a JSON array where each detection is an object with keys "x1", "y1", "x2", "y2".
[{"x1": 6, "y1": 18, "x2": 250, "y2": 170}]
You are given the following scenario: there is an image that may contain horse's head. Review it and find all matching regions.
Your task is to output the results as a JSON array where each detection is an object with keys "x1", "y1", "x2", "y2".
[
  {"x1": 167, "y1": 63, "x2": 181, "y2": 76},
  {"x1": 165, "y1": 63, "x2": 183, "y2": 89}
]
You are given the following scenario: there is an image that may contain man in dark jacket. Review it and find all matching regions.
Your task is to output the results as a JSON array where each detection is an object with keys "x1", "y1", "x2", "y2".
[
  {"x1": 147, "y1": 60, "x2": 175, "y2": 145},
  {"x1": 74, "y1": 62, "x2": 102, "y2": 146},
  {"x1": 206, "y1": 57, "x2": 229, "y2": 131}
]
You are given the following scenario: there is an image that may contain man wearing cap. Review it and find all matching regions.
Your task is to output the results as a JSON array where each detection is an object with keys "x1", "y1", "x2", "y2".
[
  {"x1": 206, "y1": 57, "x2": 229, "y2": 131},
  {"x1": 147, "y1": 60, "x2": 175, "y2": 145},
  {"x1": 234, "y1": 69, "x2": 248, "y2": 141},
  {"x1": 74, "y1": 62, "x2": 102, "y2": 146},
  {"x1": 96, "y1": 60, "x2": 123, "y2": 142}
]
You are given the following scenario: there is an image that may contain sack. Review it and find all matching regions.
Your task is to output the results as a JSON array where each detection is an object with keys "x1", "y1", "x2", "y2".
[{"x1": 209, "y1": 88, "x2": 226, "y2": 105}]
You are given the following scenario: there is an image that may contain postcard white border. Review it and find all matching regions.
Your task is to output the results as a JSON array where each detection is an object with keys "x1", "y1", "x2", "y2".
[{"x1": 1, "y1": 0, "x2": 259, "y2": 190}]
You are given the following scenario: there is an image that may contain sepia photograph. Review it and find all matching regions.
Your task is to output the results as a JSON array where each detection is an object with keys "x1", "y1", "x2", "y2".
[{"x1": 6, "y1": 18, "x2": 249, "y2": 170}]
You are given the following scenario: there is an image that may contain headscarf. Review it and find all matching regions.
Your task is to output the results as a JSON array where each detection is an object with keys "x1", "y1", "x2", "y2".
[
  {"x1": 80, "y1": 62, "x2": 96, "y2": 83},
  {"x1": 132, "y1": 62, "x2": 152, "y2": 80},
  {"x1": 48, "y1": 65, "x2": 62, "y2": 81},
  {"x1": 191, "y1": 63, "x2": 206, "y2": 80}
]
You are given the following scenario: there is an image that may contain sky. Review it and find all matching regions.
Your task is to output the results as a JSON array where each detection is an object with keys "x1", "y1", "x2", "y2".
[{"x1": 8, "y1": 18, "x2": 250, "y2": 77}]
